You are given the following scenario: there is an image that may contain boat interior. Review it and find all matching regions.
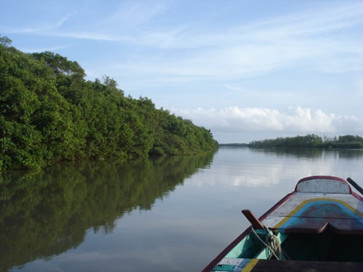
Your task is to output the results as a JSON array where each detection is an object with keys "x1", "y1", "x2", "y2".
[
  {"x1": 280, "y1": 228, "x2": 363, "y2": 262},
  {"x1": 228, "y1": 227, "x2": 363, "y2": 262}
]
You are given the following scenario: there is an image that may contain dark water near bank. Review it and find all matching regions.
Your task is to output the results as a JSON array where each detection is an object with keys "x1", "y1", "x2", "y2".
[{"x1": 2, "y1": 147, "x2": 363, "y2": 271}]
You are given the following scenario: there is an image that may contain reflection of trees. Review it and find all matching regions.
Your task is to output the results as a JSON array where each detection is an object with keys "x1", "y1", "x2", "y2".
[
  {"x1": 248, "y1": 148, "x2": 363, "y2": 159},
  {"x1": 249, "y1": 148, "x2": 324, "y2": 158},
  {"x1": 0, "y1": 153, "x2": 215, "y2": 271},
  {"x1": 336, "y1": 149, "x2": 363, "y2": 159}
]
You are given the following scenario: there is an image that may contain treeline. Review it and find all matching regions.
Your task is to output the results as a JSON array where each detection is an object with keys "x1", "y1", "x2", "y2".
[
  {"x1": 248, "y1": 134, "x2": 363, "y2": 148},
  {"x1": 0, "y1": 37, "x2": 217, "y2": 172}
]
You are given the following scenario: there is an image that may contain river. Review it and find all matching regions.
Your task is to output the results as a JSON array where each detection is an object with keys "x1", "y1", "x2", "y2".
[{"x1": 2, "y1": 147, "x2": 363, "y2": 271}]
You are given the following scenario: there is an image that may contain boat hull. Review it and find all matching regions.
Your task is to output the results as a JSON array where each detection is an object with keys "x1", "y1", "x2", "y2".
[{"x1": 203, "y1": 176, "x2": 363, "y2": 272}]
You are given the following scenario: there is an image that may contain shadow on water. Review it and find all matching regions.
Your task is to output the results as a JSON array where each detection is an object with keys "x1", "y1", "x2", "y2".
[{"x1": 0, "y1": 152, "x2": 215, "y2": 271}]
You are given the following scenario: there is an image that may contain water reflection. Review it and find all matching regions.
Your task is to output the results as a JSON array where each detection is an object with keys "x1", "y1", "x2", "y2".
[
  {"x1": 3, "y1": 148, "x2": 363, "y2": 272},
  {"x1": 0, "y1": 153, "x2": 215, "y2": 271},
  {"x1": 198, "y1": 147, "x2": 363, "y2": 188},
  {"x1": 248, "y1": 147, "x2": 363, "y2": 159}
]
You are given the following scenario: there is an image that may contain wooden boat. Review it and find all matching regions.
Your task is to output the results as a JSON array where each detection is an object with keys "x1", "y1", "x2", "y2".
[{"x1": 202, "y1": 176, "x2": 363, "y2": 272}]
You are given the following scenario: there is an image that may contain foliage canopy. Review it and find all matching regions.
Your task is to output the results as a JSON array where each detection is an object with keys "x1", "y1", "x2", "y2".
[{"x1": 0, "y1": 39, "x2": 217, "y2": 171}]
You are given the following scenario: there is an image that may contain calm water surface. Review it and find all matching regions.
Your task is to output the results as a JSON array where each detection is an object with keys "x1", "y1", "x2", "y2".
[{"x1": 2, "y1": 147, "x2": 363, "y2": 271}]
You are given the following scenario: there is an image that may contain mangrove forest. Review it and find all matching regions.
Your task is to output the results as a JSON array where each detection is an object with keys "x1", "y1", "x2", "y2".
[
  {"x1": 0, "y1": 36, "x2": 218, "y2": 172},
  {"x1": 248, "y1": 134, "x2": 363, "y2": 149}
]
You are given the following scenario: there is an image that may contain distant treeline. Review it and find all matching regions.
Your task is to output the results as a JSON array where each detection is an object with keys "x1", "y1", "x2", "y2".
[
  {"x1": 247, "y1": 134, "x2": 363, "y2": 148},
  {"x1": 0, "y1": 36, "x2": 217, "y2": 172}
]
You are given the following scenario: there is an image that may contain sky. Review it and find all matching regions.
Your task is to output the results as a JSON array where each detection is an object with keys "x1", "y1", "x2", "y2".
[{"x1": 1, "y1": 0, "x2": 363, "y2": 143}]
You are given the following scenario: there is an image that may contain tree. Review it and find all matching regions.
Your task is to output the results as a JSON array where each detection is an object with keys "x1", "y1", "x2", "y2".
[
  {"x1": 0, "y1": 35, "x2": 12, "y2": 47},
  {"x1": 0, "y1": 38, "x2": 218, "y2": 171}
]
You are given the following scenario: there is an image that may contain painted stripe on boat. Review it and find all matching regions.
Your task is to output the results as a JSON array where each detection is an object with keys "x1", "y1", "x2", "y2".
[
  {"x1": 273, "y1": 197, "x2": 363, "y2": 229},
  {"x1": 241, "y1": 259, "x2": 258, "y2": 272}
]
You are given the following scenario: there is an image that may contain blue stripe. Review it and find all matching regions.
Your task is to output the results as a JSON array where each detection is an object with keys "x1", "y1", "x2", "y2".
[{"x1": 280, "y1": 200, "x2": 363, "y2": 230}]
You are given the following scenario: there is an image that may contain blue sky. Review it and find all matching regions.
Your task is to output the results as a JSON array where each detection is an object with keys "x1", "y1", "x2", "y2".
[{"x1": 1, "y1": 0, "x2": 363, "y2": 143}]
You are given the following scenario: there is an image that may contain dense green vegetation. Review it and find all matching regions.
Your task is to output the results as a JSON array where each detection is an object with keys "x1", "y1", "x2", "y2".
[
  {"x1": 0, "y1": 153, "x2": 214, "y2": 271},
  {"x1": 248, "y1": 134, "x2": 363, "y2": 148},
  {"x1": 0, "y1": 37, "x2": 217, "y2": 172}
]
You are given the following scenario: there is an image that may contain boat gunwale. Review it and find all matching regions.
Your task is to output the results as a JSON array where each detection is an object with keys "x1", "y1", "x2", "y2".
[{"x1": 201, "y1": 191, "x2": 295, "y2": 272}]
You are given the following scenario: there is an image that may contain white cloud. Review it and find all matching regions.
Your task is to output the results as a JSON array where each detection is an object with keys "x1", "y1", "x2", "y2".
[
  {"x1": 3, "y1": 1, "x2": 363, "y2": 88},
  {"x1": 99, "y1": 2, "x2": 165, "y2": 28},
  {"x1": 2, "y1": 10, "x2": 77, "y2": 34},
  {"x1": 173, "y1": 106, "x2": 361, "y2": 135},
  {"x1": 19, "y1": 44, "x2": 72, "y2": 53},
  {"x1": 79, "y1": 2, "x2": 363, "y2": 89}
]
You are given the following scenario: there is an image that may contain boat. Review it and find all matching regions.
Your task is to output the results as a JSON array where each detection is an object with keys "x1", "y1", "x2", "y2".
[{"x1": 202, "y1": 176, "x2": 363, "y2": 272}]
